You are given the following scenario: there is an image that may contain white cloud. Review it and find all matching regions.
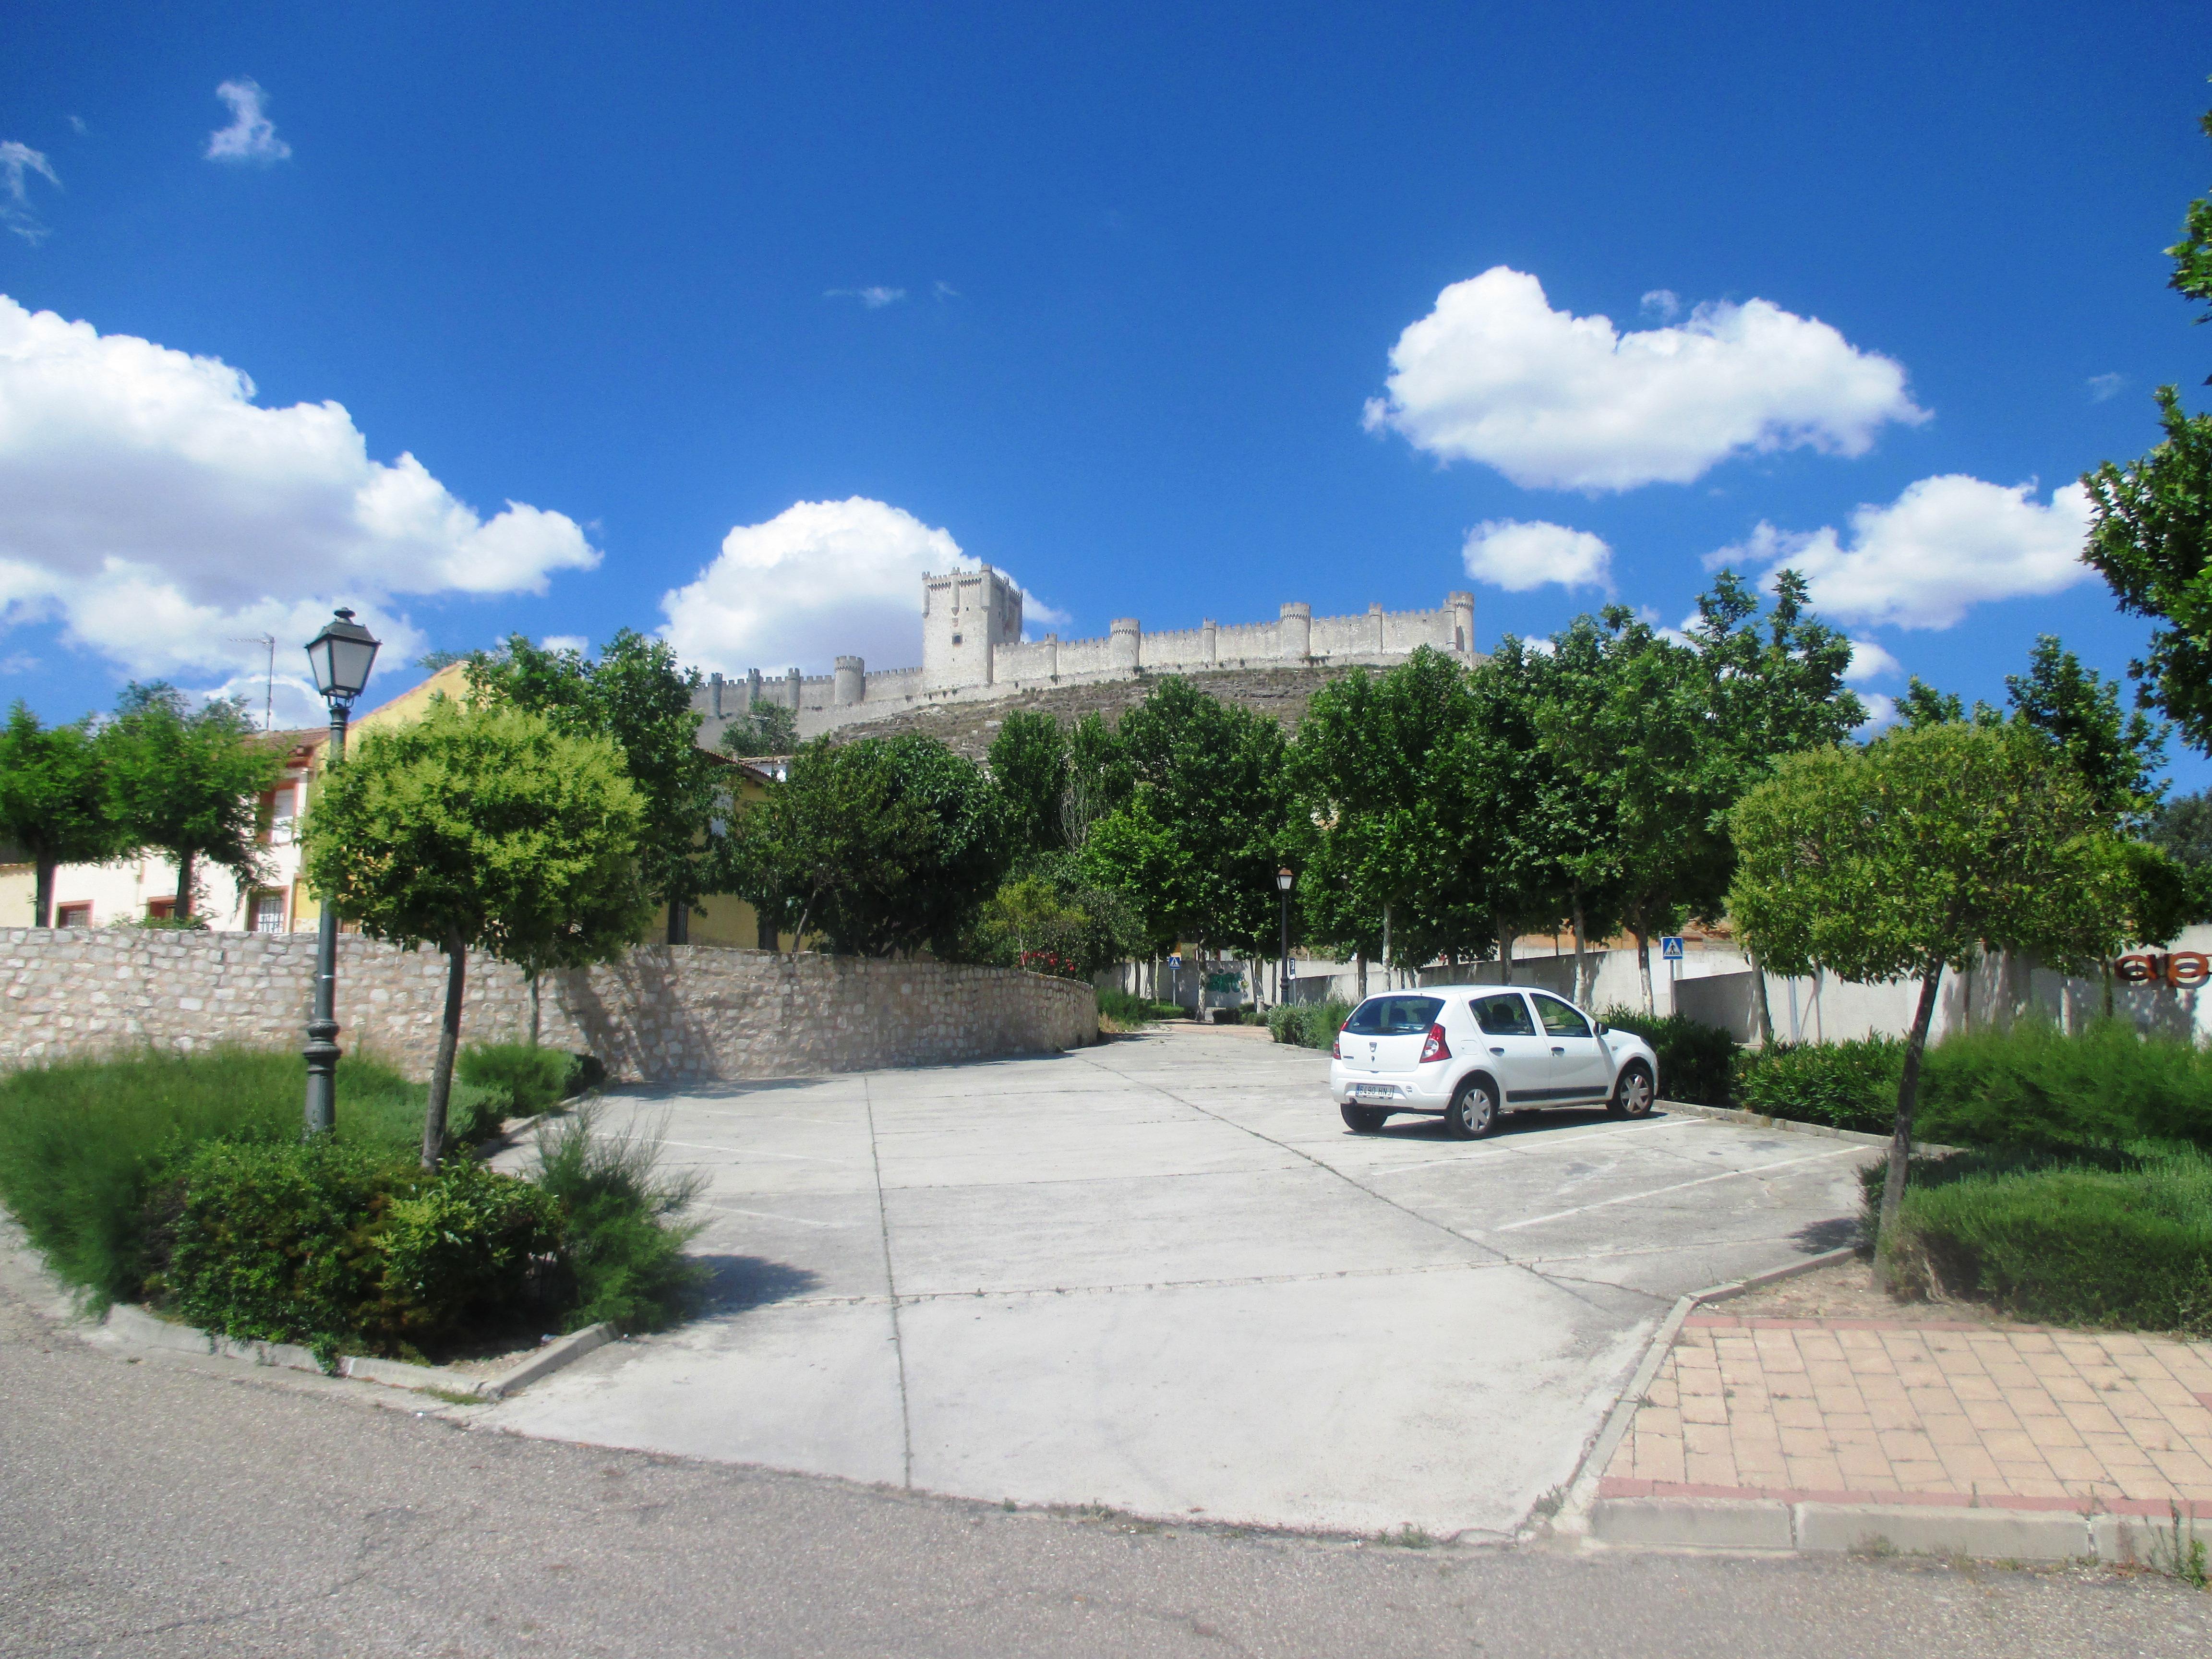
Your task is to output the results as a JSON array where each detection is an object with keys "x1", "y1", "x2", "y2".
[
  {"x1": 1640, "y1": 289, "x2": 1681, "y2": 321},
  {"x1": 933, "y1": 281, "x2": 960, "y2": 301},
  {"x1": 1855, "y1": 691, "x2": 1899, "y2": 731},
  {"x1": 205, "y1": 79, "x2": 290, "y2": 164},
  {"x1": 826, "y1": 286, "x2": 906, "y2": 308},
  {"x1": 1844, "y1": 638, "x2": 1904, "y2": 683},
  {"x1": 0, "y1": 295, "x2": 597, "y2": 684},
  {"x1": 1, "y1": 143, "x2": 60, "y2": 244},
  {"x1": 1718, "y1": 474, "x2": 2094, "y2": 630},
  {"x1": 1460, "y1": 518, "x2": 1612, "y2": 592},
  {"x1": 2088, "y1": 373, "x2": 2125, "y2": 403},
  {"x1": 662, "y1": 497, "x2": 978, "y2": 673},
  {"x1": 540, "y1": 634, "x2": 590, "y2": 656},
  {"x1": 1363, "y1": 267, "x2": 1928, "y2": 492}
]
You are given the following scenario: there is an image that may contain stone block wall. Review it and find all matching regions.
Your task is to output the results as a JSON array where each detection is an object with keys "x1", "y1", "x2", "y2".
[{"x1": 0, "y1": 929, "x2": 1098, "y2": 1083}]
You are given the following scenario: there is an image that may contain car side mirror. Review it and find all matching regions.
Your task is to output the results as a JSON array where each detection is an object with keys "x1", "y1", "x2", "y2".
[{"x1": 1594, "y1": 1022, "x2": 1608, "y2": 1035}]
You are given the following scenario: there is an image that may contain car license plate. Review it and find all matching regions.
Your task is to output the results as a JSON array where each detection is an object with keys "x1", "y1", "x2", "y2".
[{"x1": 1353, "y1": 1084, "x2": 1396, "y2": 1101}]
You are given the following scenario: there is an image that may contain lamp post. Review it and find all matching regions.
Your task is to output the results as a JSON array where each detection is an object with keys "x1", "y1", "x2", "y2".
[
  {"x1": 301, "y1": 608, "x2": 381, "y2": 1137},
  {"x1": 1275, "y1": 866, "x2": 1294, "y2": 1007}
]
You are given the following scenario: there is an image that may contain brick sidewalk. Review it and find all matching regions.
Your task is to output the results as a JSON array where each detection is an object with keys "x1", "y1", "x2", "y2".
[{"x1": 1600, "y1": 1312, "x2": 2212, "y2": 1520}]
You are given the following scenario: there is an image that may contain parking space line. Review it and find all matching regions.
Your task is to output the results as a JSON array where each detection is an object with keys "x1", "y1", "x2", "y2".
[
  {"x1": 1489, "y1": 1145, "x2": 1868, "y2": 1232},
  {"x1": 1358, "y1": 1117, "x2": 1706, "y2": 1176}
]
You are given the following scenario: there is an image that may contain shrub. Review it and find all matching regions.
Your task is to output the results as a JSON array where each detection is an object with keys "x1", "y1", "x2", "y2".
[
  {"x1": 1597, "y1": 1009, "x2": 1738, "y2": 1107},
  {"x1": 457, "y1": 1044, "x2": 584, "y2": 1126},
  {"x1": 1916, "y1": 1019, "x2": 2212, "y2": 1154},
  {"x1": 1880, "y1": 1148, "x2": 2212, "y2": 1335},
  {"x1": 150, "y1": 1138, "x2": 564, "y2": 1359},
  {"x1": 1268, "y1": 997, "x2": 1352, "y2": 1049},
  {"x1": 0, "y1": 1047, "x2": 424, "y2": 1306},
  {"x1": 531, "y1": 1107, "x2": 707, "y2": 1333},
  {"x1": 1097, "y1": 989, "x2": 1178, "y2": 1028},
  {"x1": 1735, "y1": 1037, "x2": 1903, "y2": 1135}
]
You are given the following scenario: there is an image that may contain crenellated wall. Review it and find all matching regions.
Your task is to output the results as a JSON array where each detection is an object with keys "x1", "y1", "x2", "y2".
[{"x1": 690, "y1": 577, "x2": 1481, "y2": 745}]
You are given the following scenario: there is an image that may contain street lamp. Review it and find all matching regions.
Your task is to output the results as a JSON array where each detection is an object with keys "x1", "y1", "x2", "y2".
[
  {"x1": 301, "y1": 608, "x2": 380, "y2": 1137},
  {"x1": 1275, "y1": 866, "x2": 1295, "y2": 1007}
]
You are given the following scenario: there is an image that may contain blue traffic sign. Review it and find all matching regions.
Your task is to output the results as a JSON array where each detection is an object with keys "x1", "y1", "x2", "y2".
[{"x1": 1660, "y1": 936, "x2": 1685, "y2": 961}]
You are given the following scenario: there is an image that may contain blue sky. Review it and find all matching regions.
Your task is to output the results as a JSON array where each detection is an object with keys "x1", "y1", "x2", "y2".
[{"x1": 3, "y1": 2, "x2": 2209, "y2": 782}]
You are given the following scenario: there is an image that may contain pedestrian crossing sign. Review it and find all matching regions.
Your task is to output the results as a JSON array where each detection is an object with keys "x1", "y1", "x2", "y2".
[{"x1": 1660, "y1": 936, "x2": 1685, "y2": 961}]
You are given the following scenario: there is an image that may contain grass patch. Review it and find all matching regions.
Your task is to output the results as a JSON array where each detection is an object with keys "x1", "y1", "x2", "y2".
[
  {"x1": 1597, "y1": 1008, "x2": 1737, "y2": 1107},
  {"x1": 0, "y1": 1047, "x2": 430, "y2": 1306},
  {"x1": 1266, "y1": 997, "x2": 1352, "y2": 1049},
  {"x1": 529, "y1": 1106, "x2": 708, "y2": 1334},
  {"x1": 1096, "y1": 989, "x2": 1181, "y2": 1029},
  {"x1": 1878, "y1": 1145, "x2": 2212, "y2": 1335}
]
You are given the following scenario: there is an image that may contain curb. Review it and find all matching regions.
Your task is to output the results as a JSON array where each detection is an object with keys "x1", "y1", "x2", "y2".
[
  {"x1": 1656, "y1": 1099, "x2": 1958, "y2": 1157},
  {"x1": 1546, "y1": 1247, "x2": 1858, "y2": 1547},
  {"x1": 1586, "y1": 1497, "x2": 2196, "y2": 1564}
]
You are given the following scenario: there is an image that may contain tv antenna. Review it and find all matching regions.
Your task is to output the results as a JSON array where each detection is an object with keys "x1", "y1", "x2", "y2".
[{"x1": 230, "y1": 635, "x2": 277, "y2": 730}]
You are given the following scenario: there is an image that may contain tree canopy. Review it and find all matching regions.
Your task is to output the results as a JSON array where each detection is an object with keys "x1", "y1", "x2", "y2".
[
  {"x1": 724, "y1": 733, "x2": 1010, "y2": 958},
  {"x1": 101, "y1": 684, "x2": 281, "y2": 922},
  {"x1": 467, "y1": 631, "x2": 722, "y2": 940},
  {"x1": 987, "y1": 709, "x2": 1070, "y2": 859},
  {"x1": 0, "y1": 703, "x2": 124, "y2": 926},
  {"x1": 302, "y1": 697, "x2": 649, "y2": 1163}
]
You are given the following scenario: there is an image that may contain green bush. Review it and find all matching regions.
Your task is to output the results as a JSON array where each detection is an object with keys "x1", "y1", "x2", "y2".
[
  {"x1": 1598, "y1": 1009, "x2": 1738, "y2": 1106},
  {"x1": 150, "y1": 1138, "x2": 564, "y2": 1359},
  {"x1": 1735, "y1": 1019, "x2": 2212, "y2": 1152},
  {"x1": 1735, "y1": 1036, "x2": 1902, "y2": 1134},
  {"x1": 456, "y1": 1043, "x2": 583, "y2": 1127},
  {"x1": 0, "y1": 1047, "x2": 425, "y2": 1306},
  {"x1": 1267, "y1": 997, "x2": 1352, "y2": 1049},
  {"x1": 531, "y1": 1107, "x2": 707, "y2": 1333},
  {"x1": 1881, "y1": 1148, "x2": 2212, "y2": 1335}
]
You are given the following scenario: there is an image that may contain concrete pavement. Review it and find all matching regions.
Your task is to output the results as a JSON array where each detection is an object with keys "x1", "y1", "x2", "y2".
[{"x1": 486, "y1": 1025, "x2": 1876, "y2": 1536}]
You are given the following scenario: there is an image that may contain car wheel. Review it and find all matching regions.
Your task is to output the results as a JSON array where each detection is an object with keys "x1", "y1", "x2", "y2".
[
  {"x1": 1609, "y1": 1061, "x2": 1655, "y2": 1118},
  {"x1": 1340, "y1": 1102, "x2": 1390, "y2": 1132},
  {"x1": 1443, "y1": 1077, "x2": 1497, "y2": 1140}
]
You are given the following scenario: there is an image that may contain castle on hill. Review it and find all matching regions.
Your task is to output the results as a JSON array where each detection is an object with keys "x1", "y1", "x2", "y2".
[{"x1": 692, "y1": 569, "x2": 1479, "y2": 746}]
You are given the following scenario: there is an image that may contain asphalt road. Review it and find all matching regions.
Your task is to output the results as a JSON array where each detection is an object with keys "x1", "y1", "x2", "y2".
[{"x1": 5, "y1": 1281, "x2": 2208, "y2": 1659}]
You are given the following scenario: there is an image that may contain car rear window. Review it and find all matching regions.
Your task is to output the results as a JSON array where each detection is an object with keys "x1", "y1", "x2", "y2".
[
  {"x1": 1342, "y1": 996, "x2": 1444, "y2": 1037},
  {"x1": 1470, "y1": 993, "x2": 1536, "y2": 1036}
]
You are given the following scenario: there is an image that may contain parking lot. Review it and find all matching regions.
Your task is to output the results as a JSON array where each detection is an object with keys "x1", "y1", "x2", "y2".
[{"x1": 486, "y1": 1024, "x2": 1874, "y2": 1538}]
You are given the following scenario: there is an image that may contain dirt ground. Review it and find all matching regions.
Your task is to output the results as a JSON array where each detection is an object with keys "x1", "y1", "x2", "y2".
[{"x1": 1719, "y1": 1257, "x2": 2030, "y2": 1328}]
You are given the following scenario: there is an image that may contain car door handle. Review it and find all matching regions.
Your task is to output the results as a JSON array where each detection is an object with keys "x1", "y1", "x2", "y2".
[
  {"x1": 1490, "y1": 1046, "x2": 1504, "y2": 1055},
  {"x1": 1552, "y1": 1046, "x2": 1565, "y2": 1054}
]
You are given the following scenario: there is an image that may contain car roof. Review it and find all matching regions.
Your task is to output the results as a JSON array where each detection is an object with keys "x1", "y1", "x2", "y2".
[{"x1": 1380, "y1": 985, "x2": 1560, "y2": 998}]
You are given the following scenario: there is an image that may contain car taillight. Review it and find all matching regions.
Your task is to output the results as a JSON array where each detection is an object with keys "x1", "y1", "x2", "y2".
[
  {"x1": 1333, "y1": 1027, "x2": 1344, "y2": 1058},
  {"x1": 1420, "y1": 1023, "x2": 1450, "y2": 1064}
]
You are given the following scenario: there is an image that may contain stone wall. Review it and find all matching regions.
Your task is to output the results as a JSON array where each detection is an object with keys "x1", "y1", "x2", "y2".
[{"x1": 0, "y1": 929, "x2": 1098, "y2": 1082}]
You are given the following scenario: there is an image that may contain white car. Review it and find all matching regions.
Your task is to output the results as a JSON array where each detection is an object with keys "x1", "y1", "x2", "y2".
[{"x1": 1327, "y1": 985, "x2": 1660, "y2": 1138}]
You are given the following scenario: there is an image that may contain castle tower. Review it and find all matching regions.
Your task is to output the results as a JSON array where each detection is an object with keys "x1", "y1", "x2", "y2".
[
  {"x1": 1449, "y1": 591, "x2": 1475, "y2": 655},
  {"x1": 922, "y1": 567, "x2": 1024, "y2": 692}
]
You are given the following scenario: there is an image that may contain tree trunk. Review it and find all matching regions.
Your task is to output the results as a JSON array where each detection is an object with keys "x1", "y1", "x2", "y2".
[
  {"x1": 173, "y1": 849, "x2": 194, "y2": 921},
  {"x1": 1356, "y1": 950, "x2": 1368, "y2": 1002},
  {"x1": 34, "y1": 857, "x2": 54, "y2": 927},
  {"x1": 1635, "y1": 929, "x2": 1654, "y2": 1017},
  {"x1": 1570, "y1": 890, "x2": 1592, "y2": 1007},
  {"x1": 1874, "y1": 965, "x2": 1946, "y2": 1281},
  {"x1": 1496, "y1": 918, "x2": 1514, "y2": 985},
  {"x1": 1748, "y1": 949, "x2": 1776, "y2": 1046},
  {"x1": 528, "y1": 971, "x2": 541, "y2": 1047},
  {"x1": 666, "y1": 896, "x2": 688, "y2": 944},
  {"x1": 1381, "y1": 904, "x2": 1392, "y2": 991},
  {"x1": 421, "y1": 934, "x2": 467, "y2": 1169}
]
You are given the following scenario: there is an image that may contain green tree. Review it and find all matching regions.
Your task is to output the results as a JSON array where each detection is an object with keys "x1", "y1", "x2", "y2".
[
  {"x1": 2081, "y1": 104, "x2": 2212, "y2": 750},
  {"x1": 1289, "y1": 648, "x2": 1487, "y2": 981},
  {"x1": 2003, "y1": 635, "x2": 2167, "y2": 828},
  {"x1": 100, "y1": 684, "x2": 282, "y2": 922},
  {"x1": 718, "y1": 701, "x2": 798, "y2": 758},
  {"x1": 987, "y1": 709, "x2": 1069, "y2": 857},
  {"x1": 1081, "y1": 679, "x2": 1288, "y2": 959},
  {"x1": 2148, "y1": 789, "x2": 2212, "y2": 924},
  {"x1": 725, "y1": 734, "x2": 1010, "y2": 958},
  {"x1": 1058, "y1": 712, "x2": 1132, "y2": 849},
  {"x1": 972, "y1": 854, "x2": 1144, "y2": 980},
  {"x1": 0, "y1": 704, "x2": 124, "y2": 926},
  {"x1": 302, "y1": 699, "x2": 650, "y2": 1165},
  {"x1": 1898, "y1": 678, "x2": 1968, "y2": 730},
  {"x1": 1729, "y1": 721, "x2": 2137, "y2": 1258},
  {"x1": 467, "y1": 631, "x2": 722, "y2": 942}
]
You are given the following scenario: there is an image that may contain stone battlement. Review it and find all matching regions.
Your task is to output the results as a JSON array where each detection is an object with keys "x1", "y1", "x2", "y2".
[{"x1": 693, "y1": 574, "x2": 1477, "y2": 746}]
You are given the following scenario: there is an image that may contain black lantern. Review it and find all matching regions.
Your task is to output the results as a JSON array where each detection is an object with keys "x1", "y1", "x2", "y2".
[{"x1": 304, "y1": 608, "x2": 381, "y2": 705}]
